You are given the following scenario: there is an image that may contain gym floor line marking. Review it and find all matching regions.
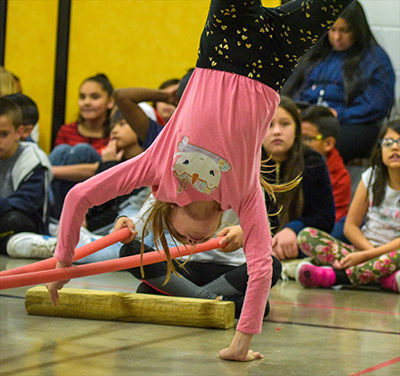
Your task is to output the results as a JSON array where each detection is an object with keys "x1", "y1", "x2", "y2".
[
  {"x1": 348, "y1": 356, "x2": 400, "y2": 376},
  {"x1": 266, "y1": 320, "x2": 400, "y2": 335},
  {"x1": 270, "y1": 300, "x2": 400, "y2": 315},
  {"x1": 0, "y1": 293, "x2": 25, "y2": 299}
]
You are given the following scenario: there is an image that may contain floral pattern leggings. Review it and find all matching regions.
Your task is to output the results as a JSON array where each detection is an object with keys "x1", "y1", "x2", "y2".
[{"x1": 297, "y1": 228, "x2": 400, "y2": 286}]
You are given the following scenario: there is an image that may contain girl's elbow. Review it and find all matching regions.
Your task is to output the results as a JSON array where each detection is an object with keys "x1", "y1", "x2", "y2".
[
  {"x1": 65, "y1": 182, "x2": 86, "y2": 202},
  {"x1": 343, "y1": 222, "x2": 352, "y2": 238}
]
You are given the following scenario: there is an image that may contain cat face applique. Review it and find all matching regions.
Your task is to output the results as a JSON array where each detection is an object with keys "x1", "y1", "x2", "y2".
[{"x1": 173, "y1": 136, "x2": 231, "y2": 194}]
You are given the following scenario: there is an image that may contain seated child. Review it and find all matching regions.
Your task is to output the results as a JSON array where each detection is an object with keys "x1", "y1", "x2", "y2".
[
  {"x1": 0, "y1": 97, "x2": 52, "y2": 253},
  {"x1": 6, "y1": 109, "x2": 148, "y2": 259},
  {"x1": 4, "y1": 93, "x2": 39, "y2": 142},
  {"x1": 296, "y1": 120, "x2": 400, "y2": 293},
  {"x1": 300, "y1": 105, "x2": 351, "y2": 239},
  {"x1": 49, "y1": 73, "x2": 114, "y2": 220},
  {"x1": 262, "y1": 97, "x2": 336, "y2": 262}
]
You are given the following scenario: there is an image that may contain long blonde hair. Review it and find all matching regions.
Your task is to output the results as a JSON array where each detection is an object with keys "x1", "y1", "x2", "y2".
[
  {"x1": 140, "y1": 201, "x2": 181, "y2": 282},
  {"x1": 140, "y1": 168, "x2": 300, "y2": 283}
]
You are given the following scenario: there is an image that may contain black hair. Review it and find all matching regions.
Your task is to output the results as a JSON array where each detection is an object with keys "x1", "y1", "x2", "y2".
[
  {"x1": 4, "y1": 93, "x2": 39, "y2": 125},
  {"x1": 177, "y1": 68, "x2": 195, "y2": 99},
  {"x1": 110, "y1": 108, "x2": 124, "y2": 127},
  {"x1": 152, "y1": 78, "x2": 180, "y2": 108},
  {"x1": 314, "y1": 117, "x2": 339, "y2": 140},
  {"x1": 82, "y1": 73, "x2": 114, "y2": 96},
  {"x1": 369, "y1": 119, "x2": 400, "y2": 207},
  {"x1": 0, "y1": 97, "x2": 22, "y2": 128},
  {"x1": 158, "y1": 78, "x2": 180, "y2": 90},
  {"x1": 282, "y1": 1, "x2": 377, "y2": 106},
  {"x1": 300, "y1": 105, "x2": 339, "y2": 139}
]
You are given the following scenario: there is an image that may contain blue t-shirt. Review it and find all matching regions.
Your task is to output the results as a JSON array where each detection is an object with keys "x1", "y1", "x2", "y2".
[{"x1": 142, "y1": 119, "x2": 163, "y2": 150}]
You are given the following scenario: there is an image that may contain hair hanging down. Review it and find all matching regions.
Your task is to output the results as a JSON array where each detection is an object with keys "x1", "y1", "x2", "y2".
[
  {"x1": 263, "y1": 96, "x2": 304, "y2": 230},
  {"x1": 140, "y1": 145, "x2": 301, "y2": 283},
  {"x1": 140, "y1": 201, "x2": 181, "y2": 283},
  {"x1": 369, "y1": 119, "x2": 400, "y2": 207}
]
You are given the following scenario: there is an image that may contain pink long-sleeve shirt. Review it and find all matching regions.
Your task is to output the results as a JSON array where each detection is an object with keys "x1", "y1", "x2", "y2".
[{"x1": 55, "y1": 68, "x2": 279, "y2": 334}]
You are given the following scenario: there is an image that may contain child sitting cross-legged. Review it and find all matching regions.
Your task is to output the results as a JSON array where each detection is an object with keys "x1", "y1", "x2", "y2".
[
  {"x1": 0, "y1": 97, "x2": 52, "y2": 254},
  {"x1": 296, "y1": 120, "x2": 400, "y2": 293}
]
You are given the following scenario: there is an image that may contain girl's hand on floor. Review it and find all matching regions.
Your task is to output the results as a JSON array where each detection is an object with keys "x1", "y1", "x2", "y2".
[
  {"x1": 219, "y1": 331, "x2": 263, "y2": 362},
  {"x1": 46, "y1": 260, "x2": 72, "y2": 306}
]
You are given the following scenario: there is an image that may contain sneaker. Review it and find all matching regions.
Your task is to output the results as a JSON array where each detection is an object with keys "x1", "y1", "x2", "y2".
[
  {"x1": 379, "y1": 270, "x2": 400, "y2": 293},
  {"x1": 281, "y1": 257, "x2": 312, "y2": 280},
  {"x1": 295, "y1": 261, "x2": 336, "y2": 288},
  {"x1": 48, "y1": 220, "x2": 59, "y2": 237},
  {"x1": 6, "y1": 232, "x2": 57, "y2": 259}
]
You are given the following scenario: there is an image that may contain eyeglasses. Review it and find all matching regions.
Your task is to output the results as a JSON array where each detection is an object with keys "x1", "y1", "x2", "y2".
[
  {"x1": 302, "y1": 135, "x2": 323, "y2": 143},
  {"x1": 379, "y1": 138, "x2": 400, "y2": 148}
]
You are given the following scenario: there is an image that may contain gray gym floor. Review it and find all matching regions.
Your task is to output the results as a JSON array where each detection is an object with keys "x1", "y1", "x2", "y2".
[{"x1": 0, "y1": 255, "x2": 399, "y2": 376}]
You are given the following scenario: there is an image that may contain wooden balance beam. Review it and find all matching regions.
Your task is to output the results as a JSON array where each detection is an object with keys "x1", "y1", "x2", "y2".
[{"x1": 25, "y1": 286, "x2": 235, "y2": 329}]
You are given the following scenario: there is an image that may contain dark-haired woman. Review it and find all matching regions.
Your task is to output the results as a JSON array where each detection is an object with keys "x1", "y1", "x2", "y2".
[{"x1": 281, "y1": 1, "x2": 395, "y2": 163}]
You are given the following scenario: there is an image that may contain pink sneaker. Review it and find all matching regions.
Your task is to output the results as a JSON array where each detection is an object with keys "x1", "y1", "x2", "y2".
[
  {"x1": 296, "y1": 262, "x2": 336, "y2": 288},
  {"x1": 379, "y1": 271, "x2": 400, "y2": 293}
]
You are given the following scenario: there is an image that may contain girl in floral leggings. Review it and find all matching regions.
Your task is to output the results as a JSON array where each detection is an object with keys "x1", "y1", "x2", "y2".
[{"x1": 296, "y1": 120, "x2": 400, "y2": 293}]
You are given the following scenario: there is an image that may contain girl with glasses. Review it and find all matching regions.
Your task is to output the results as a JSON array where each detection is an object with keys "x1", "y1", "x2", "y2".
[{"x1": 296, "y1": 120, "x2": 400, "y2": 294}]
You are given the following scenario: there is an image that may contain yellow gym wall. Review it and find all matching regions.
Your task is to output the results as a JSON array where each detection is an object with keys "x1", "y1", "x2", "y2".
[
  {"x1": 4, "y1": 0, "x2": 280, "y2": 154},
  {"x1": 5, "y1": 0, "x2": 58, "y2": 154}
]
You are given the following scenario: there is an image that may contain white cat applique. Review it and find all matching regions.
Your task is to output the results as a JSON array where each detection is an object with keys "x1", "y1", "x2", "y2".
[{"x1": 173, "y1": 136, "x2": 231, "y2": 194}]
